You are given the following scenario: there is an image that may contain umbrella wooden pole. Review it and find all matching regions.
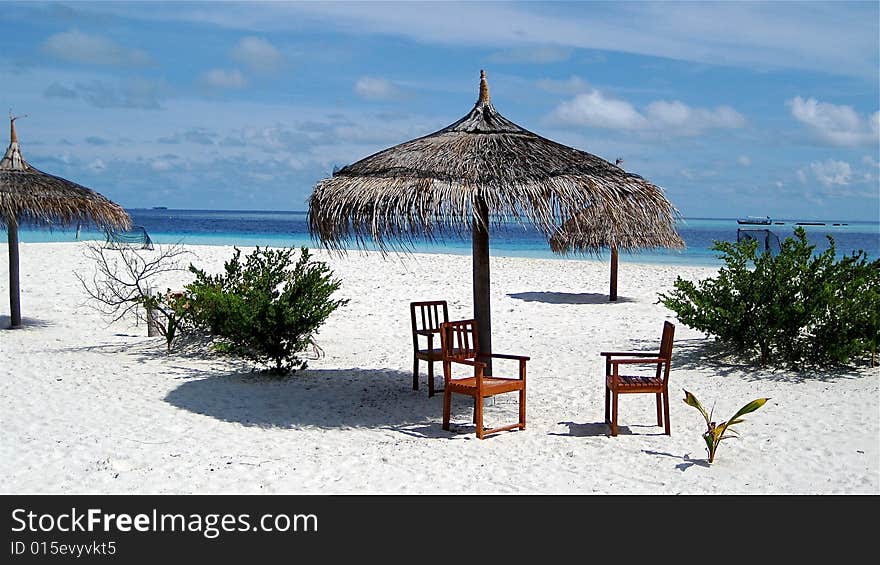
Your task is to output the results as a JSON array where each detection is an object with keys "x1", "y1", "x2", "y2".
[
  {"x1": 473, "y1": 195, "x2": 492, "y2": 375},
  {"x1": 7, "y1": 219, "x2": 22, "y2": 328},
  {"x1": 609, "y1": 245, "x2": 618, "y2": 302}
]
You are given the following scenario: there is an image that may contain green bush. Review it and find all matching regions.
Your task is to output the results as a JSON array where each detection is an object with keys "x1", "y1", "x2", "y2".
[
  {"x1": 658, "y1": 227, "x2": 879, "y2": 368},
  {"x1": 185, "y1": 246, "x2": 349, "y2": 375}
]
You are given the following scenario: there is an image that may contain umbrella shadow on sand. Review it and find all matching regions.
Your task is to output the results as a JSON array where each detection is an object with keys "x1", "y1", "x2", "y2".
[
  {"x1": 508, "y1": 292, "x2": 637, "y2": 305},
  {"x1": 0, "y1": 315, "x2": 52, "y2": 329},
  {"x1": 163, "y1": 367, "x2": 456, "y2": 435}
]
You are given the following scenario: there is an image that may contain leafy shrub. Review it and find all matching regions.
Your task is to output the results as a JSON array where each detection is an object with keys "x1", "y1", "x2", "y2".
[
  {"x1": 185, "y1": 246, "x2": 348, "y2": 375},
  {"x1": 77, "y1": 242, "x2": 193, "y2": 352},
  {"x1": 143, "y1": 289, "x2": 192, "y2": 352},
  {"x1": 658, "y1": 227, "x2": 879, "y2": 367}
]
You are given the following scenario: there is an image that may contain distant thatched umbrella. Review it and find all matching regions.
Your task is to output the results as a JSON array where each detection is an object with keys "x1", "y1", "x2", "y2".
[
  {"x1": 309, "y1": 71, "x2": 676, "y2": 365},
  {"x1": 1, "y1": 117, "x2": 131, "y2": 328},
  {"x1": 549, "y1": 187, "x2": 685, "y2": 301}
]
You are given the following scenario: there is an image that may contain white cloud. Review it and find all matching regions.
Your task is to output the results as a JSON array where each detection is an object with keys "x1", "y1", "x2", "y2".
[
  {"x1": 810, "y1": 159, "x2": 852, "y2": 187},
  {"x1": 535, "y1": 76, "x2": 591, "y2": 95},
  {"x1": 646, "y1": 101, "x2": 746, "y2": 131},
  {"x1": 151, "y1": 160, "x2": 173, "y2": 172},
  {"x1": 230, "y1": 36, "x2": 286, "y2": 73},
  {"x1": 200, "y1": 69, "x2": 247, "y2": 89},
  {"x1": 738, "y1": 155, "x2": 751, "y2": 167},
  {"x1": 796, "y1": 169, "x2": 808, "y2": 184},
  {"x1": 548, "y1": 90, "x2": 646, "y2": 130},
  {"x1": 88, "y1": 158, "x2": 107, "y2": 172},
  {"x1": 85, "y1": 2, "x2": 880, "y2": 79},
  {"x1": 72, "y1": 78, "x2": 167, "y2": 109},
  {"x1": 546, "y1": 89, "x2": 746, "y2": 135},
  {"x1": 354, "y1": 77, "x2": 402, "y2": 100},
  {"x1": 487, "y1": 45, "x2": 573, "y2": 64},
  {"x1": 787, "y1": 96, "x2": 879, "y2": 146},
  {"x1": 41, "y1": 30, "x2": 151, "y2": 67},
  {"x1": 44, "y1": 83, "x2": 78, "y2": 99}
]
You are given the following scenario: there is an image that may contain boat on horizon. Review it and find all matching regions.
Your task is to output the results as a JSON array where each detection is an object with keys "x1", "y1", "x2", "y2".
[{"x1": 737, "y1": 215, "x2": 772, "y2": 225}]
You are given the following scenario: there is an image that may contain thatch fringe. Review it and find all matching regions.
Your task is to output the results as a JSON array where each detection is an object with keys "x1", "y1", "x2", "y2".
[
  {"x1": 1, "y1": 137, "x2": 130, "y2": 230},
  {"x1": 549, "y1": 194, "x2": 685, "y2": 256}
]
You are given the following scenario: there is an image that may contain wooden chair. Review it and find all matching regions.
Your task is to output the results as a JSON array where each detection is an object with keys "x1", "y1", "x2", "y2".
[
  {"x1": 410, "y1": 300, "x2": 449, "y2": 397},
  {"x1": 439, "y1": 319, "x2": 528, "y2": 439},
  {"x1": 601, "y1": 321, "x2": 675, "y2": 437}
]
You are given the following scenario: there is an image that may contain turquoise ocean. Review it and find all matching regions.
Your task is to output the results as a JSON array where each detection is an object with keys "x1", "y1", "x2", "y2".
[{"x1": 15, "y1": 209, "x2": 880, "y2": 268}]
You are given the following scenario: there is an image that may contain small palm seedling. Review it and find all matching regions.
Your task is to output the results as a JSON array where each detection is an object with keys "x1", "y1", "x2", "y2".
[{"x1": 683, "y1": 389, "x2": 769, "y2": 464}]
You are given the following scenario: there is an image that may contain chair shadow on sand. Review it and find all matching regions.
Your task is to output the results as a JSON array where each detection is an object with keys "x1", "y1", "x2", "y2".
[
  {"x1": 508, "y1": 291, "x2": 637, "y2": 304},
  {"x1": 163, "y1": 367, "x2": 459, "y2": 437},
  {"x1": 552, "y1": 421, "x2": 674, "y2": 438}
]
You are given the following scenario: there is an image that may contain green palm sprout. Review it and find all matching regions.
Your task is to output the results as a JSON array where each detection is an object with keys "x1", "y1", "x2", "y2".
[{"x1": 683, "y1": 389, "x2": 769, "y2": 463}]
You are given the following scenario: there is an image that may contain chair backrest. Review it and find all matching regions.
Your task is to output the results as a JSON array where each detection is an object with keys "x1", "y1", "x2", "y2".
[
  {"x1": 658, "y1": 321, "x2": 675, "y2": 382},
  {"x1": 410, "y1": 300, "x2": 448, "y2": 342},
  {"x1": 439, "y1": 319, "x2": 479, "y2": 361}
]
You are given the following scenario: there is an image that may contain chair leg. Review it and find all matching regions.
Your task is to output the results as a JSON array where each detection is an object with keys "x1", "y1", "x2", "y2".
[
  {"x1": 475, "y1": 395, "x2": 484, "y2": 439},
  {"x1": 412, "y1": 356, "x2": 419, "y2": 391},
  {"x1": 519, "y1": 388, "x2": 526, "y2": 430},
  {"x1": 611, "y1": 391, "x2": 618, "y2": 436},
  {"x1": 656, "y1": 393, "x2": 663, "y2": 426},
  {"x1": 442, "y1": 389, "x2": 451, "y2": 431},
  {"x1": 427, "y1": 360, "x2": 435, "y2": 397},
  {"x1": 604, "y1": 386, "x2": 610, "y2": 426},
  {"x1": 663, "y1": 391, "x2": 671, "y2": 435}
]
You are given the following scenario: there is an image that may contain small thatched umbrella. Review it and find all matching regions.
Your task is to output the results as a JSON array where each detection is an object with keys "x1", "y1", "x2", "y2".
[
  {"x1": 549, "y1": 189, "x2": 685, "y2": 301},
  {"x1": 1, "y1": 117, "x2": 131, "y2": 328},
  {"x1": 309, "y1": 71, "x2": 676, "y2": 367}
]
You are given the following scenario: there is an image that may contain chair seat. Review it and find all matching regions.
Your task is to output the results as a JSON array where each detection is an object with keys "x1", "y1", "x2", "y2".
[
  {"x1": 447, "y1": 376, "x2": 524, "y2": 395},
  {"x1": 418, "y1": 347, "x2": 462, "y2": 360},
  {"x1": 606, "y1": 374, "x2": 665, "y2": 392},
  {"x1": 416, "y1": 347, "x2": 444, "y2": 360}
]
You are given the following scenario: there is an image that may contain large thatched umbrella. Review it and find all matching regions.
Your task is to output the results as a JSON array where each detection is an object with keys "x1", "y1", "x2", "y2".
[
  {"x1": 309, "y1": 71, "x2": 675, "y2": 368},
  {"x1": 1, "y1": 117, "x2": 131, "y2": 328},
  {"x1": 549, "y1": 190, "x2": 685, "y2": 301}
]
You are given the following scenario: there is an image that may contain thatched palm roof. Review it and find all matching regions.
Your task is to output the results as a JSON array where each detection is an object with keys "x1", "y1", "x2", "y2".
[
  {"x1": 308, "y1": 70, "x2": 684, "y2": 350},
  {"x1": 309, "y1": 71, "x2": 671, "y2": 251},
  {"x1": 549, "y1": 204, "x2": 685, "y2": 256},
  {"x1": 2, "y1": 116, "x2": 130, "y2": 329},
  {"x1": 0, "y1": 118, "x2": 130, "y2": 229}
]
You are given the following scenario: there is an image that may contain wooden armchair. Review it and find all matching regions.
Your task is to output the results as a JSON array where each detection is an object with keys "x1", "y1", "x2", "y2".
[
  {"x1": 601, "y1": 321, "x2": 675, "y2": 436},
  {"x1": 439, "y1": 319, "x2": 528, "y2": 439},
  {"x1": 410, "y1": 300, "x2": 449, "y2": 397}
]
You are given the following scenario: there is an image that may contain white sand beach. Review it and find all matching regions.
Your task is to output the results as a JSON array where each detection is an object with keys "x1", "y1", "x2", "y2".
[{"x1": 1, "y1": 241, "x2": 877, "y2": 495}]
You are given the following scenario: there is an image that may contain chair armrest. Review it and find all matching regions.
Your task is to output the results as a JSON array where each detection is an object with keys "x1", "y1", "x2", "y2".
[
  {"x1": 600, "y1": 351, "x2": 658, "y2": 357},
  {"x1": 415, "y1": 329, "x2": 439, "y2": 337},
  {"x1": 609, "y1": 357, "x2": 665, "y2": 365},
  {"x1": 480, "y1": 353, "x2": 530, "y2": 361},
  {"x1": 448, "y1": 358, "x2": 487, "y2": 369}
]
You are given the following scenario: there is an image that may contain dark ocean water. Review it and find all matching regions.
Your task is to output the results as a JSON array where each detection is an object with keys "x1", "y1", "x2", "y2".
[{"x1": 16, "y1": 209, "x2": 880, "y2": 267}]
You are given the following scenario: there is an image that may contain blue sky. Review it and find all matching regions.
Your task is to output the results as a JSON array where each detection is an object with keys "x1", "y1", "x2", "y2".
[{"x1": 1, "y1": 1, "x2": 878, "y2": 221}]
